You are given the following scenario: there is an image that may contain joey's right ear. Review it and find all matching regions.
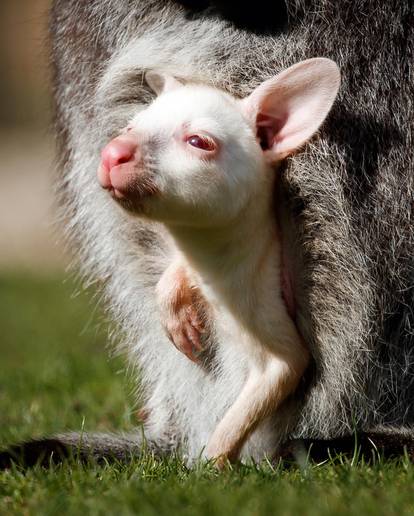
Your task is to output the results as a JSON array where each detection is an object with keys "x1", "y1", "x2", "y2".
[
  {"x1": 241, "y1": 58, "x2": 341, "y2": 162},
  {"x1": 145, "y1": 71, "x2": 183, "y2": 96}
]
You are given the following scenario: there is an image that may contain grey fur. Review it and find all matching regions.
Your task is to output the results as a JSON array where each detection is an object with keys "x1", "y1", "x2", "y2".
[
  {"x1": 0, "y1": 432, "x2": 162, "y2": 468},
  {"x1": 45, "y1": 0, "x2": 414, "y2": 463}
]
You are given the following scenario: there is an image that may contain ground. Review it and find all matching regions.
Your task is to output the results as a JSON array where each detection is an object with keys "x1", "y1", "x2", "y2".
[{"x1": 1, "y1": 274, "x2": 414, "y2": 515}]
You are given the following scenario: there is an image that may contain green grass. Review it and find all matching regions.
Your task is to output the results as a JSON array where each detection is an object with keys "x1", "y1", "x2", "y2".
[{"x1": 1, "y1": 274, "x2": 414, "y2": 515}]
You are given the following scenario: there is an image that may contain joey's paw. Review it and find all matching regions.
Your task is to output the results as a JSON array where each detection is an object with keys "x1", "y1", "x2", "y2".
[
  {"x1": 157, "y1": 264, "x2": 211, "y2": 363},
  {"x1": 165, "y1": 300, "x2": 207, "y2": 363}
]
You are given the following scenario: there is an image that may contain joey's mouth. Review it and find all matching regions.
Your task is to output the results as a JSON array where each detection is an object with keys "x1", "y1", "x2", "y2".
[
  {"x1": 108, "y1": 185, "x2": 126, "y2": 200},
  {"x1": 99, "y1": 162, "x2": 159, "y2": 212}
]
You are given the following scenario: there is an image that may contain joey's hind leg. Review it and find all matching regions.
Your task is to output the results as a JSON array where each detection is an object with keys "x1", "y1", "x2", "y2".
[
  {"x1": 156, "y1": 263, "x2": 210, "y2": 363},
  {"x1": 206, "y1": 348, "x2": 309, "y2": 467}
]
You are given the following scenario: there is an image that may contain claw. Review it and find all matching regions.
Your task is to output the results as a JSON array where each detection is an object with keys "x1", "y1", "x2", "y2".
[{"x1": 167, "y1": 314, "x2": 205, "y2": 362}]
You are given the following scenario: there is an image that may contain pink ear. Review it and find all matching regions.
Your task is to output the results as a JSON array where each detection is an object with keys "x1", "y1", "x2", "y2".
[
  {"x1": 241, "y1": 58, "x2": 340, "y2": 161},
  {"x1": 145, "y1": 71, "x2": 183, "y2": 96}
]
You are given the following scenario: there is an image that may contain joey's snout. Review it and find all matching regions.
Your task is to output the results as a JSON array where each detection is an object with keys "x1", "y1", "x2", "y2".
[
  {"x1": 98, "y1": 134, "x2": 139, "y2": 198},
  {"x1": 101, "y1": 135, "x2": 138, "y2": 173},
  {"x1": 97, "y1": 134, "x2": 158, "y2": 204}
]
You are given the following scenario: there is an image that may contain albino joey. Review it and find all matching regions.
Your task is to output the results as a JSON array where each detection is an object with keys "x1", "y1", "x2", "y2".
[{"x1": 97, "y1": 58, "x2": 340, "y2": 464}]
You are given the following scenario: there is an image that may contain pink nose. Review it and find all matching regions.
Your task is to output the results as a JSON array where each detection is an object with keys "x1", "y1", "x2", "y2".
[{"x1": 101, "y1": 136, "x2": 138, "y2": 171}]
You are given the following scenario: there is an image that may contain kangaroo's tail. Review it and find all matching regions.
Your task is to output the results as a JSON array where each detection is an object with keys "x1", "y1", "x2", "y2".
[
  {"x1": 1, "y1": 427, "x2": 414, "y2": 469},
  {"x1": 0, "y1": 432, "x2": 156, "y2": 469}
]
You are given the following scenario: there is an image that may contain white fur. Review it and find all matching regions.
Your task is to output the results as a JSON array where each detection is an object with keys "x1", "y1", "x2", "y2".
[{"x1": 97, "y1": 60, "x2": 339, "y2": 462}]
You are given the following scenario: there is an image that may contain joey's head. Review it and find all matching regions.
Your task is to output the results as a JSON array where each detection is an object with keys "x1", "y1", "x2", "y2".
[{"x1": 97, "y1": 59, "x2": 340, "y2": 228}]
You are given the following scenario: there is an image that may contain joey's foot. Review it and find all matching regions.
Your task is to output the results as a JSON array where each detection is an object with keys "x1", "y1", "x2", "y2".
[
  {"x1": 205, "y1": 440, "x2": 241, "y2": 468},
  {"x1": 208, "y1": 455, "x2": 230, "y2": 471}
]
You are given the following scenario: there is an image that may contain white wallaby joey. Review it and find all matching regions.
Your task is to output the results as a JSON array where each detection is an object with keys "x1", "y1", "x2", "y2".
[{"x1": 97, "y1": 58, "x2": 340, "y2": 464}]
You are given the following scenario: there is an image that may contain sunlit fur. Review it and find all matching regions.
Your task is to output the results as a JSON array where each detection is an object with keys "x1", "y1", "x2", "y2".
[{"x1": 48, "y1": 0, "x2": 414, "y2": 462}]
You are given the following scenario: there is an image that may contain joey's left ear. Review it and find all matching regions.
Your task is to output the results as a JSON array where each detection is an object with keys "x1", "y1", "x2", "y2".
[
  {"x1": 241, "y1": 58, "x2": 340, "y2": 162},
  {"x1": 145, "y1": 71, "x2": 183, "y2": 96}
]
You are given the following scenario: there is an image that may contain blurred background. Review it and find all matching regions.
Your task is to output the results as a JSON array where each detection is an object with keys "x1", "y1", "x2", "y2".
[
  {"x1": 0, "y1": 2, "x2": 133, "y2": 451},
  {"x1": 0, "y1": 0, "x2": 66, "y2": 273}
]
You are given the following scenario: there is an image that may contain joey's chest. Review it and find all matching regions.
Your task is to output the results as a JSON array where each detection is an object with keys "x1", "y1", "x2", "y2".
[
  {"x1": 195, "y1": 270, "x2": 278, "y2": 353},
  {"x1": 196, "y1": 248, "x2": 291, "y2": 345}
]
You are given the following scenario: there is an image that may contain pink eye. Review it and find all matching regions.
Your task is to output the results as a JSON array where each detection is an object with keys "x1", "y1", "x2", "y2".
[{"x1": 186, "y1": 134, "x2": 216, "y2": 152}]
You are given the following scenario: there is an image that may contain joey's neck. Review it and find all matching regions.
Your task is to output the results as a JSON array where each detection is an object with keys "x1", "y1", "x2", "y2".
[{"x1": 166, "y1": 206, "x2": 280, "y2": 299}]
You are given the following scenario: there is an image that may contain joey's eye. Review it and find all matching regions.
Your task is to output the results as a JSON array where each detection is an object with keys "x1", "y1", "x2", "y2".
[{"x1": 186, "y1": 135, "x2": 216, "y2": 152}]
